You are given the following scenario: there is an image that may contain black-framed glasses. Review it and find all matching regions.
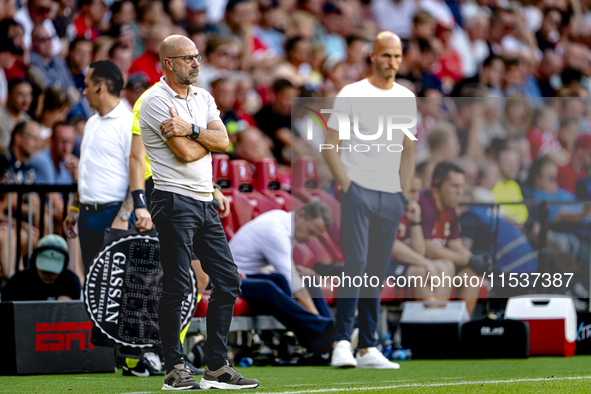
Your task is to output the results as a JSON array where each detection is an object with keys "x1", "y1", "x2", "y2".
[{"x1": 167, "y1": 54, "x2": 203, "y2": 64}]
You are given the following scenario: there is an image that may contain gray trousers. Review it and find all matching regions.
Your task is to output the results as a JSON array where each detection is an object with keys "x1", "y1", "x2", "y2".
[{"x1": 335, "y1": 182, "x2": 406, "y2": 348}]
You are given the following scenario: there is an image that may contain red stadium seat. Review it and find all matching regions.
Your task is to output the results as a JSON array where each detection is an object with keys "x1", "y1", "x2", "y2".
[
  {"x1": 253, "y1": 158, "x2": 291, "y2": 211},
  {"x1": 292, "y1": 158, "x2": 344, "y2": 261},
  {"x1": 212, "y1": 154, "x2": 237, "y2": 240},
  {"x1": 228, "y1": 160, "x2": 281, "y2": 229},
  {"x1": 194, "y1": 291, "x2": 251, "y2": 317}
]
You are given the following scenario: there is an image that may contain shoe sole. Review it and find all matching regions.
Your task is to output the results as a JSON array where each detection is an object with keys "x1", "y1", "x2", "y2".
[
  {"x1": 330, "y1": 361, "x2": 357, "y2": 368},
  {"x1": 356, "y1": 364, "x2": 400, "y2": 369},
  {"x1": 199, "y1": 380, "x2": 259, "y2": 390},
  {"x1": 162, "y1": 383, "x2": 201, "y2": 390},
  {"x1": 122, "y1": 368, "x2": 150, "y2": 377}
]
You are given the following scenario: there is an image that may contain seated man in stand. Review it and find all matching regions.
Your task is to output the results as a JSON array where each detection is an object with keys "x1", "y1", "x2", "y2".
[
  {"x1": 229, "y1": 201, "x2": 335, "y2": 363},
  {"x1": 388, "y1": 176, "x2": 454, "y2": 301},
  {"x1": 0, "y1": 234, "x2": 80, "y2": 301},
  {"x1": 418, "y1": 161, "x2": 490, "y2": 315}
]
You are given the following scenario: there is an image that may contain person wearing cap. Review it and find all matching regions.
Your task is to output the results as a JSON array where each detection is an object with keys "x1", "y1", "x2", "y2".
[
  {"x1": 122, "y1": 72, "x2": 149, "y2": 112},
  {"x1": 62, "y1": 60, "x2": 133, "y2": 272},
  {"x1": 0, "y1": 234, "x2": 81, "y2": 302},
  {"x1": 0, "y1": 36, "x2": 23, "y2": 106},
  {"x1": 558, "y1": 135, "x2": 591, "y2": 194}
]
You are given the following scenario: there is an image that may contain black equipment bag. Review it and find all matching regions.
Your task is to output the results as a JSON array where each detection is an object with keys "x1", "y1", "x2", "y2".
[{"x1": 461, "y1": 319, "x2": 529, "y2": 358}]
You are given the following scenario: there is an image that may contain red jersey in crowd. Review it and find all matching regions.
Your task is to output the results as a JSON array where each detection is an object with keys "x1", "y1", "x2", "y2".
[
  {"x1": 527, "y1": 126, "x2": 561, "y2": 160},
  {"x1": 418, "y1": 189, "x2": 461, "y2": 248},
  {"x1": 558, "y1": 164, "x2": 587, "y2": 193},
  {"x1": 129, "y1": 51, "x2": 163, "y2": 86},
  {"x1": 73, "y1": 15, "x2": 100, "y2": 42}
]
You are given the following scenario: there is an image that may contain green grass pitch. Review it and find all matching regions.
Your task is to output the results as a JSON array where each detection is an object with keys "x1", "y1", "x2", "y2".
[{"x1": 2, "y1": 356, "x2": 591, "y2": 393}]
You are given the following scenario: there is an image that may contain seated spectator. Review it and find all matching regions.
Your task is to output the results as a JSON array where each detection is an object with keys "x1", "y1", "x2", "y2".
[
  {"x1": 30, "y1": 122, "x2": 77, "y2": 184},
  {"x1": 0, "y1": 79, "x2": 32, "y2": 149},
  {"x1": 271, "y1": 36, "x2": 312, "y2": 88},
  {"x1": 197, "y1": 35, "x2": 237, "y2": 93},
  {"x1": 38, "y1": 88, "x2": 70, "y2": 142},
  {"x1": 67, "y1": 38, "x2": 94, "y2": 119},
  {"x1": 14, "y1": 0, "x2": 62, "y2": 56},
  {"x1": 233, "y1": 127, "x2": 277, "y2": 170},
  {"x1": 527, "y1": 106, "x2": 569, "y2": 165},
  {"x1": 389, "y1": 176, "x2": 454, "y2": 301},
  {"x1": 0, "y1": 20, "x2": 28, "y2": 82},
  {"x1": 253, "y1": 78, "x2": 297, "y2": 164},
  {"x1": 0, "y1": 36, "x2": 21, "y2": 105},
  {"x1": 0, "y1": 234, "x2": 80, "y2": 301},
  {"x1": 559, "y1": 135, "x2": 591, "y2": 194},
  {"x1": 450, "y1": 54, "x2": 505, "y2": 98},
  {"x1": 0, "y1": 120, "x2": 40, "y2": 184},
  {"x1": 419, "y1": 161, "x2": 484, "y2": 315},
  {"x1": 229, "y1": 202, "x2": 335, "y2": 361},
  {"x1": 109, "y1": 41, "x2": 134, "y2": 82},
  {"x1": 128, "y1": 24, "x2": 170, "y2": 86},
  {"x1": 491, "y1": 141, "x2": 529, "y2": 224},
  {"x1": 529, "y1": 157, "x2": 591, "y2": 225},
  {"x1": 461, "y1": 163, "x2": 538, "y2": 274},
  {"x1": 29, "y1": 25, "x2": 78, "y2": 105}
]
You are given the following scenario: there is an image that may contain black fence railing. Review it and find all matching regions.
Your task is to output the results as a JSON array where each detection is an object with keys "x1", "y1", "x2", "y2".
[{"x1": 0, "y1": 184, "x2": 77, "y2": 277}]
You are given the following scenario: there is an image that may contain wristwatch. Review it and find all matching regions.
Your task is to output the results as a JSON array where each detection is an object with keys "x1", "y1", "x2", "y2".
[
  {"x1": 189, "y1": 124, "x2": 201, "y2": 141},
  {"x1": 118, "y1": 211, "x2": 131, "y2": 222}
]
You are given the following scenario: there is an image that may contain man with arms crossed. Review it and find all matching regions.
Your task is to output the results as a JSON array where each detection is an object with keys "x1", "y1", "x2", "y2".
[
  {"x1": 139, "y1": 35, "x2": 258, "y2": 390},
  {"x1": 324, "y1": 31, "x2": 416, "y2": 369}
]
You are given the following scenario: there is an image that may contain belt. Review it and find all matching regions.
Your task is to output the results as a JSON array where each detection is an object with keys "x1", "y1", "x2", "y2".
[{"x1": 81, "y1": 202, "x2": 121, "y2": 213}]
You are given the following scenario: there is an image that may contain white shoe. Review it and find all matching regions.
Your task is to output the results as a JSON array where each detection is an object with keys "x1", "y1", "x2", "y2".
[
  {"x1": 355, "y1": 347, "x2": 400, "y2": 369},
  {"x1": 331, "y1": 340, "x2": 357, "y2": 368}
]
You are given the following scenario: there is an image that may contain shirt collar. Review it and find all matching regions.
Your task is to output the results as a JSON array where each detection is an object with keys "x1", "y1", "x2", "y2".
[
  {"x1": 101, "y1": 100, "x2": 124, "y2": 119},
  {"x1": 158, "y1": 76, "x2": 199, "y2": 99}
]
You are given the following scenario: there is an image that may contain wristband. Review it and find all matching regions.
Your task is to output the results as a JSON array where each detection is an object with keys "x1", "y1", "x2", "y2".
[
  {"x1": 213, "y1": 184, "x2": 222, "y2": 191},
  {"x1": 132, "y1": 190, "x2": 148, "y2": 209},
  {"x1": 69, "y1": 206, "x2": 79, "y2": 213},
  {"x1": 409, "y1": 221, "x2": 422, "y2": 226}
]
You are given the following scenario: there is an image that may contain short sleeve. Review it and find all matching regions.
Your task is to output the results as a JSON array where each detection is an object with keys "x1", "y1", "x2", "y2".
[
  {"x1": 205, "y1": 90, "x2": 221, "y2": 124},
  {"x1": 326, "y1": 87, "x2": 352, "y2": 131},
  {"x1": 419, "y1": 195, "x2": 435, "y2": 240},
  {"x1": 141, "y1": 95, "x2": 174, "y2": 142},
  {"x1": 132, "y1": 93, "x2": 144, "y2": 136}
]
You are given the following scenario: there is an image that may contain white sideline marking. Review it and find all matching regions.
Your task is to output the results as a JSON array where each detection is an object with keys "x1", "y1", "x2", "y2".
[
  {"x1": 74, "y1": 377, "x2": 118, "y2": 380},
  {"x1": 270, "y1": 375, "x2": 591, "y2": 394}
]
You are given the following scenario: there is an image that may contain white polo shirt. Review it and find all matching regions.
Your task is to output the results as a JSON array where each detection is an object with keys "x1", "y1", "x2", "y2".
[
  {"x1": 78, "y1": 101, "x2": 133, "y2": 204},
  {"x1": 139, "y1": 77, "x2": 221, "y2": 201},
  {"x1": 229, "y1": 210, "x2": 304, "y2": 294},
  {"x1": 326, "y1": 78, "x2": 417, "y2": 194}
]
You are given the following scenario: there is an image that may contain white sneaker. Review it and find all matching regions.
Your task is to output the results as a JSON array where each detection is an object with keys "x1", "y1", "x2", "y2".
[
  {"x1": 356, "y1": 347, "x2": 400, "y2": 369},
  {"x1": 331, "y1": 340, "x2": 357, "y2": 368}
]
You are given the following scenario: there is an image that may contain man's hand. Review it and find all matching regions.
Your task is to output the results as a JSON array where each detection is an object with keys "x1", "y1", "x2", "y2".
[
  {"x1": 423, "y1": 260, "x2": 440, "y2": 279},
  {"x1": 160, "y1": 107, "x2": 192, "y2": 140},
  {"x1": 213, "y1": 189, "x2": 231, "y2": 218},
  {"x1": 341, "y1": 178, "x2": 352, "y2": 193},
  {"x1": 295, "y1": 265, "x2": 315, "y2": 278},
  {"x1": 238, "y1": 270, "x2": 247, "y2": 279},
  {"x1": 135, "y1": 208, "x2": 152, "y2": 231},
  {"x1": 65, "y1": 155, "x2": 79, "y2": 181},
  {"x1": 406, "y1": 200, "x2": 421, "y2": 223},
  {"x1": 111, "y1": 216, "x2": 129, "y2": 230},
  {"x1": 63, "y1": 210, "x2": 79, "y2": 238}
]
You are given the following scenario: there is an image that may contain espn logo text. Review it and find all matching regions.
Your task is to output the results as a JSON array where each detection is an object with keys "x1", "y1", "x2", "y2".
[{"x1": 35, "y1": 322, "x2": 95, "y2": 351}]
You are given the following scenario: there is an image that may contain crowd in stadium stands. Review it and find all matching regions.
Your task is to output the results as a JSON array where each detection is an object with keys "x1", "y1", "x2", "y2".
[{"x1": 0, "y1": 0, "x2": 591, "y2": 319}]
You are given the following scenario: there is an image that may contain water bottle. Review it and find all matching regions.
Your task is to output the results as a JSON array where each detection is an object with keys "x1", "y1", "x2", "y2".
[
  {"x1": 238, "y1": 357, "x2": 254, "y2": 367},
  {"x1": 390, "y1": 349, "x2": 412, "y2": 361},
  {"x1": 382, "y1": 334, "x2": 394, "y2": 360}
]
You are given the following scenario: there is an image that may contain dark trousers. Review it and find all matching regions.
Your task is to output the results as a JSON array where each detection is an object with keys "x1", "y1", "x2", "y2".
[
  {"x1": 335, "y1": 183, "x2": 406, "y2": 349},
  {"x1": 151, "y1": 190, "x2": 241, "y2": 371},
  {"x1": 78, "y1": 202, "x2": 122, "y2": 272},
  {"x1": 241, "y1": 273, "x2": 334, "y2": 352}
]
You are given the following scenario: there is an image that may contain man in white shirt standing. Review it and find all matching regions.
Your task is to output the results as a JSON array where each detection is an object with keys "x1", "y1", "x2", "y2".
[
  {"x1": 139, "y1": 35, "x2": 258, "y2": 390},
  {"x1": 63, "y1": 61, "x2": 133, "y2": 272},
  {"x1": 229, "y1": 202, "x2": 336, "y2": 362},
  {"x1": 323, "y1": 31, "x2": 417, "y2": 369}
]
